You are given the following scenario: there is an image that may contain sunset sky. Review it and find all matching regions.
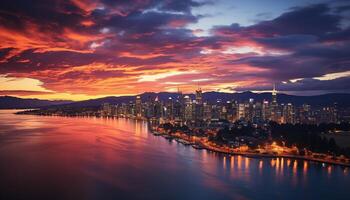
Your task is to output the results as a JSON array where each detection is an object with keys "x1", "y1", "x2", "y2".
[{"x1": 1, "y1": 0, "x2": 350, "y2": 100}]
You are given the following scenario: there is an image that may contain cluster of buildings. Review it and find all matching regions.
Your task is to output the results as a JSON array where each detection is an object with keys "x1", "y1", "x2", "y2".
[{"x1": 100, "y1": 86, "x2": 342, "y2": 127}]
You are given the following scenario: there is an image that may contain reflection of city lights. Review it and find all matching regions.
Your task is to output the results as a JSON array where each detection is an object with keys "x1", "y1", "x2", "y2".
[
  {"x1": 223, "y1": 156, "x2": 226, "y2": 169},
  {"x1": 245, "y1": 157, "x2": 250, "y2": 168},
  {"x1": 293, "y1": 161, "x2": 297, "y2": 174},
  {"x1": 271, "y1": 159, "x2": 276, "y2": 167},
  {"x1": 238, "y1": 156, "x2": 242, "y2": 169},
  {"x1": 303, "y1": 161, "x2": 308, "y2": 174},
  {"x1": 328, "y1": 166, "x2": 332, "y2": 174},
  {"x1": 230, "y1": 156, "x2": 234, "y2": 170}
]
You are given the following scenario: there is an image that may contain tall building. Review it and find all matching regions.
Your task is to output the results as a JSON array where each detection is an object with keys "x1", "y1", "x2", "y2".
[
  {"x1": 184, "y1": 95, "x2": 193, "y2": 121},
  {"x1": 237, "y1": 103, "x2": 245, "y2": 120},
  {"x1": 270, "y1": 83, "x2": 279, "y2": 122},
  {"x1": 165, "y1": 97, "x2": 174, "y2": 120},
  {"x1": 282, "y1": 103, "x2": 295, "y2": 124},
  {"x1": 297, "y1": 104, "x2": 313, "y2": 124},
  {"x1": 135, "y1": 95, "x2": 142, "y2": 118},
  {"x1": 195, "y1": 88, "x2": 203, "y2": 104},
  {"x1": 203, "y1": 102, "x2": 212, "y2": 121},
  {"x1": 253, "y1": 102, "x2": 263, "y2": 123},
  {"x1": 272, "y1": 83, "x2": 277, "y2": 105},
  {"x1": 173, "y1": 100, "x2": 182, "y2": 121},
  {"x1": 230, "y1": 101, "x2": 238, "y2": 121},
  {"x1": 101, "y1": 103, "x2": 112, "y2": 117},
  {"x1": 262, "y1": 100, "x2": 270, "y2": 121},
  {"x1": 194, "y1": 88, "x2": 204, "y2": 122},
  {"x1": 154, "y1": 96, "x2": 162, "y2": 118}
]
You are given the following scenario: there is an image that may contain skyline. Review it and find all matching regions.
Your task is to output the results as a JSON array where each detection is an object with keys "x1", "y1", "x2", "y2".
[{"x1": 1, "y1": 0, "x2": 350, "y2": 100}]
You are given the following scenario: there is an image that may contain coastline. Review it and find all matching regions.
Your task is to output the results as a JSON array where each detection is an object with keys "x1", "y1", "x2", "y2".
[
  {"x1": 15, "y1": 111, "x2": 350, "y2": 168},
  {"x1": 152, "y1": 131, "x2": 350, "y2": 168}
]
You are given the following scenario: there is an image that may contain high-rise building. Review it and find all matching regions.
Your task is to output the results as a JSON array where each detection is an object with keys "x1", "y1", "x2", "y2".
[
  {"x1": 270, "y1": 84, "x2": 280, "y2": 122},
  {"x1": 165, "y1": 97, "x2": 174, "y2": 120},
  {"x1": 194, "y1": 88, "x2": 204, "y2": 122},
  {"x1": 154, "y1": 96, "x2": 162, "y2": 118},
  {"x1": 237, "y1": 103, "x2": 245, "y2": 120},
  {"x1": 282, "y1": 103, "x2": 295, "y2": 124},
  {"x1": 195, "y1": 88, "x2": 203, "y2": 104},
  {"x1": 203, "y1": 102, "x2": 212, "y2": 121},
  {"x1": 253, "y1": 102, "x2": 263, "y2": 123},
  {"x1": 101, "y1": 103, "x2": 112, "y2": 117},
  {"x1": 184, "y1": 95, "x2": 193, "y2": 121},
  {"x1": 262, "y1": 100, "x2": 270, "y2": 121},
  {"x1": 135, "y1": 95, "x2": 142, "y2": 118}
]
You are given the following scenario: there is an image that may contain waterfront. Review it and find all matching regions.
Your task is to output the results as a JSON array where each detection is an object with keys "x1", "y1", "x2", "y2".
[{"x1": 0, "y1": 110, "x2": 350, "y2": 200}]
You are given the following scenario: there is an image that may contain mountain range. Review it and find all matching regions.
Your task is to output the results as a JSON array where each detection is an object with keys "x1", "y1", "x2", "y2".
[
  {"x1": 1, "y1": 91, "x2": 349, "y2": 109},
  {"x1": 0, "y1": 96, "x2": 73, "y2": 109}
]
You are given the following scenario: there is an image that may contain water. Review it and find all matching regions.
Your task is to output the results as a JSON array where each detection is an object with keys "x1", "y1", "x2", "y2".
[{"x1": 0, "y1": 110, "x2": 349, "y2": 200}]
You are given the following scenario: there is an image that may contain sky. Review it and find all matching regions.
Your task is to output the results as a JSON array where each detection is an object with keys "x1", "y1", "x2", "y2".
[{"x1": 0, "y1": 0, "x2": 350, "y2": 100}]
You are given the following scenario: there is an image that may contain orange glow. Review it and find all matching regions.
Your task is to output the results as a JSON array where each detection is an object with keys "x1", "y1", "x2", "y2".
[
  {"x1": 303, "y1": 161, "x2": 308, "y2": 174},
  {"x1": 223, "y1": 156, "x2": 226, "y2": 170},
  {"x1": 293, "y1": 161, "x2": 297, "y2": 174},
  {"x1": 81, "y1": 20, "x2": 95, "y2": 27},
  {"x1": 230, "y1": 156, "x2": 234, "y2": 170},
  {"x1": 271, "y1": 159, "x2": 276, "y2": 167},
  {"x1": 245, "y1": 157, "x2": 250, "y2": 169},
  {"x1": 328, "y1": 166, "x2": 332, "y2": 175},
  {"x1": 237, "y1": 156, "x2": 242, "y2": 170}
]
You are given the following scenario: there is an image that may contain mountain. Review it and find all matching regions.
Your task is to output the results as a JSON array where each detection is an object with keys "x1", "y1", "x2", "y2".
[
  {"x1": 0, "y1": 96, "x2": 73, "y2": 109},
  {"x1": 45, "y1": 91, "x2": 350, "y2": 109},
  {"x1": 2, "y1": 92, "x2": 349, "y2": 110}
]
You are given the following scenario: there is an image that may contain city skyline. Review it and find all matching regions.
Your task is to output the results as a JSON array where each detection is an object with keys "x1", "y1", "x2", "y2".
[
  {"x1": 98, "y1": 86, "x2": 341, "y2": 125},
  {"x1": 1, "y1": 0, "x2": 350, "y2": 100}
]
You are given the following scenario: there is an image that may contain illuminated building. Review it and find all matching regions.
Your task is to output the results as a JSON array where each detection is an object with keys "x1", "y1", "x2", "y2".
[
  {"x1": 194, "y1": 88, "x2": 204, "y2": 123},
  {"x1": 262, "y1": 100, "x2": 270, "y2": 121},
  {"x1": 270, "y1": 84, "x2": 281, "y2": 122},
  {"x1": 184, "y1": 95, "x2": 193, "y2": 121},
  {"x1": 237, "y1": 103, "x2": 245, "y2": 120},
  {"x1": 282, "y1": 103, "x2": 295, "y2": 124},
  {"x1": 135, "y1": 95, "x2": 142, "y2": 118}
]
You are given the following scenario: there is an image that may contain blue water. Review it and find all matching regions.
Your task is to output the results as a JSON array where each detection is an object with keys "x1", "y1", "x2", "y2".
[{"x1": 0, "y1": 110, "x2": 349, "y2": 200}]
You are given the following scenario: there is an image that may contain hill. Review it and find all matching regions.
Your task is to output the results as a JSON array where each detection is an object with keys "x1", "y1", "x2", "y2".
[
  {"x1": 44, "y1": 91, "x2": 350, "y2": 108},
  {"x1": 0, "y1": 96, "x2": 73, "y2": 109}
]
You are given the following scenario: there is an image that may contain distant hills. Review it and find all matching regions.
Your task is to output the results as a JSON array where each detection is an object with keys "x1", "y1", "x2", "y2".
[
  {"x1": 1, "y1": 92, "x2": 350, "y2": 109},
  {"x1": 0, "y1": 96, "x2": 73, "y2": 109}
]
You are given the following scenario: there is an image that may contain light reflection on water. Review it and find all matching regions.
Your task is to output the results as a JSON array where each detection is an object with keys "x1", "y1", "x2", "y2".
[{"x1": 0, "y1": 110, "x2": 349, "y2": 200}]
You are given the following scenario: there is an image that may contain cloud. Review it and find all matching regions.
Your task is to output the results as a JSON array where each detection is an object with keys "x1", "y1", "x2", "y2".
[
  {"x1": 0, "y1": 90, "x2": 54, "y2": 96},
  {"x1": 233, "y1": 77, "x2": 350, "y2": 94},
  {"x1": 0, "y1": 1, "x2": 350, "y2": 99}
]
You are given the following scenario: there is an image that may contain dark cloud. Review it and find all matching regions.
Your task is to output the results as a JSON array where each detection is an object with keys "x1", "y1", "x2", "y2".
[
  {"x1": 1, "y1": 1, "x2": 350, "y2": 96},
  {"x1": 255, "y1": 34, "x2": 317, "y2": 50},
  {"x1": 253, "y1": 4, "x2": 340, "y2": 36},
  {"x1": 234, "y1": 77, "x2": 350, "y2": 93}
]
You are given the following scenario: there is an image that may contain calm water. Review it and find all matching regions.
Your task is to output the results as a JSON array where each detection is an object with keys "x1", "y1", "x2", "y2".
[{"x1": 0, "y1": 110, "x2": 349, "y2": 200}]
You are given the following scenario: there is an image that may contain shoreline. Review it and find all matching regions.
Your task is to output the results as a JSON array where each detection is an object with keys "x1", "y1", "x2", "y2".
[
  {"x1": 14, "y1": 111, "x2": 350, "y2": 168},
  {"x1": 153, "y1": 131, "x2": 350, "y2": 168}
]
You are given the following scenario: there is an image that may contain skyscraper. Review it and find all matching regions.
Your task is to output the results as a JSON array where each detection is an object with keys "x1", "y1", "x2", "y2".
[
  {"x1": 135, "y1": 95, "x2": 142, "y2": 118},
  {"x1": 272, "y1": 83, "x2": 277, "y2": 105},
  {"x1": 195, "y1": 88, "x2": 203, "y2": 105},
  {"x1": 194, "y1": 88, "x2": 204, "y2": 122},
  {"x1": 270, "y1": 83, "x2": 280, "y2": 122}
]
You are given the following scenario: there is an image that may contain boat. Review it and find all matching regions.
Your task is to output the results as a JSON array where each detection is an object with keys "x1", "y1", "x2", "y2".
[
  {"x1": 152, "y1": 131, "x2": 162, "y2": 136},
  {"x1": 192, "y1": 144, "x2": 204, "y2": 150},
  {"x1": 163, "y1": 135, "x2": 174, "y2": 140}
]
